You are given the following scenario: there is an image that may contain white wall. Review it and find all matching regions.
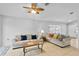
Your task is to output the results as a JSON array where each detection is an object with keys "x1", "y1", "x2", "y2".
[
  {"x1": 68, "y1": 20, "x2": 79, "y2": 49},
  {"x1": 3, "y1": 16, "x2": 38, "y2": 46},
  {"x1": 0, "y1": 15, "x2": 3, "y2": 46},
  {"x1": 33, "y1": 20, "x2": 67, "y2": 35},
  {"x1": 2, "y1": 16, "x2": 67, "y2": 46}
]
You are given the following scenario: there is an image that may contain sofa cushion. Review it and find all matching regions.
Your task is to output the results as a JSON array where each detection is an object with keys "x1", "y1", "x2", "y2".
[
  {"x1": 21, "y1": 35, "x2": 27, "y2": 41},
  {"x1": 26, "y1": 34, "x2": 31, "y2": 40}
]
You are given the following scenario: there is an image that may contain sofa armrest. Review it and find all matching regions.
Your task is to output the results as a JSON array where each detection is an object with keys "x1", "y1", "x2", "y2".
[
  {"x1": 15, "y1": 38, "x2": 20, "y2": 42},
  {"x1": 63, "y1": 38, "x2": 70, "y2": 41},
  {"x1": 62, "y1": 38, "x2": 71, "y2": 44}
]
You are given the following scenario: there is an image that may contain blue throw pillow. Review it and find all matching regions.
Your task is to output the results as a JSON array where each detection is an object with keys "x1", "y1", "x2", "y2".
[
  {"x1": 31, "y1": 35, "x2": 37, "y2": 39},
  {"x1": 21, "y1": 35, "x2": 27, "y2": 41}
]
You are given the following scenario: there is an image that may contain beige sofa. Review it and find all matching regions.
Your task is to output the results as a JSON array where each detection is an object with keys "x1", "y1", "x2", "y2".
[
  {"x1": 46, "y1": 33, "x2": 71, "y2": 48},
  {"x1": 12, "y1": 33, "x2": 41, "y2": 48}
]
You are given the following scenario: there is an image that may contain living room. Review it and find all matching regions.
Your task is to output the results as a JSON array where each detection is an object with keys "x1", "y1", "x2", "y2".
[{"x1": 0, "y1": 3, "x2": 79, "y2": 56}]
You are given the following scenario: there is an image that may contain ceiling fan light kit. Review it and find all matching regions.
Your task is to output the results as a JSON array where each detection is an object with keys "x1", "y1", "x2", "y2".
[{"x1": 31, "y1": 10, "x2": 36, "y2": 14}]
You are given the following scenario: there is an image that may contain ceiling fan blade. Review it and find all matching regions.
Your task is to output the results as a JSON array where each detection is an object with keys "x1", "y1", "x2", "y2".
[
  {"x1": 36, "y1": 8, "x2": 44, "y2": 11},
  {"x1": 23, "y1": 6, "x2": 32, "y2": 9},
  {"x1": 32, "y1": 3, "x2": 37, "y2": 9}
]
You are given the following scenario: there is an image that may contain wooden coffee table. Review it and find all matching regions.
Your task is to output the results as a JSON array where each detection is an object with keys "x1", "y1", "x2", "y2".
[{"x1": 15, "y1": 39, "x2": 44, "y2": 56}]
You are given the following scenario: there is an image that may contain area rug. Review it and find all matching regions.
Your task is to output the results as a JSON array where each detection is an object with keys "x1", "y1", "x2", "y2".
[
  {"x1": 0, "y1": 46, "x2": 9, "y2": 56},
  {"x1": 5, "y1": 46, "x2": 42, "y2": 56},
  {"x1": 5, "y1": 42, "x2": 79, "y2": 56}
]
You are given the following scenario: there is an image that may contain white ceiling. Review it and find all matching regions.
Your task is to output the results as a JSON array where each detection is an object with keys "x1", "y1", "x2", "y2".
[{"x1": 0, "y1": 3, "x2": 79, "y2": 23}]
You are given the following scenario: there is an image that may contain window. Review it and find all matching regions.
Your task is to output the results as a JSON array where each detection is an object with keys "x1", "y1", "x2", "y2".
[{"x1": 48, "y1": 25, "x2": 61, "y2": 34}]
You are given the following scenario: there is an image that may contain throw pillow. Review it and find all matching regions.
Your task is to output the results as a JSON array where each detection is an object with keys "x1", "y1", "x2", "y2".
[
  {"x1": 31, "y1": 35, "x2": 37, "y2": 39},
  {"x1": 53, "y1": 34, "x2": 58, "y2": 39},
  {"x1": 21, "y1": 35, "x2": 27, "y2": 41},
  {"x1": 58, "y1": 35, "x2": 63, "y2": 41},
  {"x1": 48, "y1": 33, "x2": 54, "y2": 37}
]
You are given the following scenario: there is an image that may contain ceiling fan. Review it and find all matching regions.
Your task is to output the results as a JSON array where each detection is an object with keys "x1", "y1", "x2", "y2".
[{"x1": 23, "y1": 3, "x2": 45, "y2": 14}]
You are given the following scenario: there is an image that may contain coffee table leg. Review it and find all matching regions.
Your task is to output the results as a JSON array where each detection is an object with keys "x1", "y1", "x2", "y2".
[
  {"x1": 41, "y1": 44, "x2": 43, "y2": 52},
  {"x1": 38, "y1": 44, "x2": 40, "y2": 49},
  {"x1": 38, "y1": 44, "x2": 43, "y2": 52},
  {"x1": 23, "y1": 47, "x2": 26, "y2": 56}
]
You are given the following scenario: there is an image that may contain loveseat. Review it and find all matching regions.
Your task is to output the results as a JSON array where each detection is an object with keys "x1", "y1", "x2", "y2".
[{"x1": 46, "y1": 33, "x2": 71, "y2": 48}]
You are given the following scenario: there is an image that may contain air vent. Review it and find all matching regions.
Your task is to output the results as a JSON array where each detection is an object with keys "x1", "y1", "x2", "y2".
[{"x1": 69, "y1": 12, "x2": 74, "y2": 14}]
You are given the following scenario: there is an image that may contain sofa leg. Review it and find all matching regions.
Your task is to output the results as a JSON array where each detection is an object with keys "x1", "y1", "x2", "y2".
[{"x1": 38, "y1": 44, "x2": 40, "y2": 49}]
